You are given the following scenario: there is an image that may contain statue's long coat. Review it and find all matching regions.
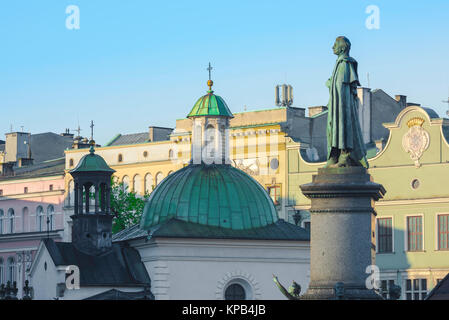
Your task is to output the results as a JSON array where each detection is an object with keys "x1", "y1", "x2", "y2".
[{"x1": 326, "y1": 54, "x2": 368, "y2": 167}]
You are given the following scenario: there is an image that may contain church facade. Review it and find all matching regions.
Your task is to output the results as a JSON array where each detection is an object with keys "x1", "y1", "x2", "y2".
[{"x1": 28, "y1": 81, "x2": 310, "y2": 300}]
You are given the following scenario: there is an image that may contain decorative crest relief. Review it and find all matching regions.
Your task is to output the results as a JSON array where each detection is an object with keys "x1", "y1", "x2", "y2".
[{"x1": 402, "y1": 117, "x2": 429, "y2": 168}]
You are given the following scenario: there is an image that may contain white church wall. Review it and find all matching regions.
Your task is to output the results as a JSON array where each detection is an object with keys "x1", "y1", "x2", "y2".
[{"x1": 134, "y1": 238, "x2": 310, "y2": 300}]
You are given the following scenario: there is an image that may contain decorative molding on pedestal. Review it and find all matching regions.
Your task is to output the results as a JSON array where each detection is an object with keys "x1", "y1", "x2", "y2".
[{"x1": 300, "y1": 167, "x2": 385, "y2": 300}]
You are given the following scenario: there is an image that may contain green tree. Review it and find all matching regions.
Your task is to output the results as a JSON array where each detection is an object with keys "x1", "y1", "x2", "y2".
[{"x1": 110, "y1": 179, "x2": 150, "y2": 233}]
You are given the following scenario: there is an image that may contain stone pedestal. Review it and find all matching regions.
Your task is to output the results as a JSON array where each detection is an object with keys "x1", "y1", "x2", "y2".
[{"x1": 300, "y1": 167, "x2": 385, "y2": 300}]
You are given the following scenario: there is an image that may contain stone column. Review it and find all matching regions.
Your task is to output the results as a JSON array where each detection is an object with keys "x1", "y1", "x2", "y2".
[{"x1": 300, "y1": 167, "x2": 385, "y2": 300}]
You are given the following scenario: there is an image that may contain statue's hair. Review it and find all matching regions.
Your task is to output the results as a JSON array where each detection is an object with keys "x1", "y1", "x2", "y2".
[{"x1": 336, "y1": 36, "x2": 351, "y2": 53}]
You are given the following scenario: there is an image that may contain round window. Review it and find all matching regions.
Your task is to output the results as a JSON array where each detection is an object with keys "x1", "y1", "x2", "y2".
[
  {"x1": 270, "y1": 158, "x2": 279, "y2": 170},
  {"x1": 411, "y1": 179, "x2": 420, "y2": 189},
  {"x1": 224, "y1": 283, "x2": 246, "y2": 300}
]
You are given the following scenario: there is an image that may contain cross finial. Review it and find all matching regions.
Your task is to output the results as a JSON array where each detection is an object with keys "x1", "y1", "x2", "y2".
[
  {"x1": 90, "y1": 120, "x2": 94, "y2": 141},
  {"x1": 207, "y1": 63, "x2": 214, "y2": 91},
  {"x1": 207, "y1": 62, "x2": 213, "y2": 81}
]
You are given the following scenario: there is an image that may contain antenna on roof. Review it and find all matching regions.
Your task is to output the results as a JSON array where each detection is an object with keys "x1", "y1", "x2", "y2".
[{"x1": 275, "y1": 84, "x2": 293, "y2": 107}]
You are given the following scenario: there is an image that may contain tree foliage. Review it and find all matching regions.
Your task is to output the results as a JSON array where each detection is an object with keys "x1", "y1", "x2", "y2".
[{"x1": 110, "y1": 179, "x2": 150, "y2": 234}]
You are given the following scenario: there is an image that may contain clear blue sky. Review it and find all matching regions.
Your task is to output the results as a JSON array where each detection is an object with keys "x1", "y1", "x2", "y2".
[{"x1": 1, "y1": 0, "x2": 448, "y2": 144}]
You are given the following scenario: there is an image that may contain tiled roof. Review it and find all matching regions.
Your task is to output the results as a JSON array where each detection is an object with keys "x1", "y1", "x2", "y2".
[
  {"x1": 0, "y1": 158, "x2": 65, "y2": 181},
  {"x1": 113, "y1": 218, "x2": 310, "y2": 242},
  {"x1": 105, "y1": 133, "x2": 149, "y2": 146}
]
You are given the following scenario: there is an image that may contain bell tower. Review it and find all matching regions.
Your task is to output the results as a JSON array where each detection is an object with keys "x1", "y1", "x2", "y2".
[
  {"x1": 187, "y1": 64, "x2": 234, "y2": 165},
  {"x1": 69, "y1": 142, "x2": 115, "y2": 256}
]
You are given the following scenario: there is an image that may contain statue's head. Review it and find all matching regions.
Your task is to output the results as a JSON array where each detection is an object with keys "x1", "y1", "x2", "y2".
[{"x1": 333, "y1": 36, "x2": 351, "y2": 56}]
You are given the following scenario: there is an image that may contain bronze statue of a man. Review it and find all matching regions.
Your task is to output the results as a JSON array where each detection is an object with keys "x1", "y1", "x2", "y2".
[{"x1": 325, "y1": 36, "x2": 368, "y2": 168}]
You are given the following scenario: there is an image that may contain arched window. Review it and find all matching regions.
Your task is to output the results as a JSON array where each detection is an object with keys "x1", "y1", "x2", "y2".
[
  {"x1": 0, "y1": 209, "x2": 4, "y2": 235},
  {"x1": 169, "y1": 149, "x2": 174, "y2": 159},
  {"x1": 36, "y1": 206, "x2": 44, "y2": 232},
  {"x1": 206, "y1": 124, "x2": 215, "y2": 159},
  {"x1": 133, "y1": 174, "x2": 141, "y2": 195},
  {"x1": 68, "y1": 180, "x2": 74, "y2": 207},
  {"x1": 6, "y1": 257, "x2": 15, "y2": 283},
  {"x1": 156, "y1": 172, "x2": 164, "y2": 186},
  {"x1": 225, "y1": 283, "x2": 246, "y2": 300},
  {"x1": 118, "y1": 154, "x2": 123, "y2": 163},
  {"x1": 22, "y1": 207, "x2": 29, "y2": 233},
  {"x1": 7, "y1": 209, "x2": 14, "y2": 234},
  {"x1": 0, "y1": 258, "x2": 3, "y2": 284},
  {"x1": 122, "y1": 176, "x2": 130, "y2": 193},
  {"x1": 168, "y1": 171, "x2": 174, "y2": 175},
  {"x1": 47, "y1": 205, "x2": 55, "y2": 231},
  {"x1": 145, "y1": 173, "x2": 153, "y2": 194},
  {"x1": 69, "y1": 158, "x2": 74, "y2": 167}
]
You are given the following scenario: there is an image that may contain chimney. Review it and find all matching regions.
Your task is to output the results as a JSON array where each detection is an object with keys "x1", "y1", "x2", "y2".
[
  {"x1": 395, "y1": 95, "x2": 407, "y2": 109},
  {"x1": 308, "y1": 106, "x2": 328, "y2": 117},
  {"x1": 149, "y1": 127, "x2": 154, "y2": 142}
]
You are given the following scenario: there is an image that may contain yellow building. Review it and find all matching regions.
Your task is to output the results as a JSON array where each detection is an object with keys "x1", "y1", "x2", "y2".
[{"x1": 64, "y1": 102, "x2": 307, "y2": 221}]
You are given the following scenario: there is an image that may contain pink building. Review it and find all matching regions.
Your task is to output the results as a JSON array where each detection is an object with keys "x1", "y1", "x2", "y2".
[{"x1": 0, "y1": 158, "x2": 67, "y2": 297}]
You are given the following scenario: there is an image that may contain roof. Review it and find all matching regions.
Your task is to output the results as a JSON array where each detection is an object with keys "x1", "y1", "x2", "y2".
[
  {"x1": 30, "y1": 132, "x2": 74, "y2": 163},
  {"x1": 425, "y1": 272, "x2": 449, "y2": 300},
  {"x1": 139, "y1": 164, "x2": 278, "y2": 231},
  {"x1": 114, "y1": 218, "x2": 310, "y2": 242},
  {"x1": 105, "y1": 132, "x2": 149, "y2": 146},
  {"x1": 43, "y1": 239, "x2": 151, "y2": 287},
  {"x1": 69, "y1": 147, "x2": 115, "y2": 173},
  {"x1": 0, "y1": 158, "x2": 65, "y2": 181},
  {"x1": 85, "y1": 288, "x2": 154, "y2": 300},
  {"x1": 188, "y1": 91, "x2": 233, "y2": 118}
]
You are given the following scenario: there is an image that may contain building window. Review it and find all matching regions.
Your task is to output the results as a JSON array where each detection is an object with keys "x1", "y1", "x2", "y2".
[
  {"x1": 405, "y1": 278, "x2": 427, "y2": 300},
  {"x1": 68, "y1": 180, "x2": 75, "y2": 207},
  {"x1": 145, "y1": 173, "x2": 153, "y2": 194},
  {"x1": 169, "y1": 149, "x2": 174, "y2": 159},
  {"x1": 6, "y1": 257, "x2": 15, "y2": 283},
  {"x1": 122, "y1": 176, "x2": 130, "y2": 193},
  {"x1": 438, "y1": 214, "x2": 449, "y2": 250},
  {"x1": 47, "y1": 205, "x2": 55, "y2": 231},
  {"x1": 49, "y1": 184, "x2": 53, "y2": 191},
  {"x1": 225, "y1": 283, "x2": 246, "y2": 300},
  {"x1": 380, "y1": 280, "x2": 396, "y2": 299},
  {"x1": 407, "y1": 216, "x2": 423, "y2": 252},
  {"x1": 133, "y1": 175, "x2": 141, "y2": 195},
  {"x1": 22, "y1": 207, "x2": 29, "y2": 233},
  {"x1": 156, "y1": 172, "x2": 164, "y2": 186},
  {"x1": 0, "y1": 209, "x2": 3, "y2": 235},
  {"x1": 36, "y1": 206, "x2": 44, "y2": 232},
  {"x1": 267, "y1": 186, "x2": 281, "y2": 205},
  {"x1": 118, "y1": 154, "x2": 123, "y2": 163},
  {"x1": 24, "y1": 187, "x2": 28, "y2": 194},
  {"x1": 0, "y1": 258, "x2": 3, "y2": 284},
  {"x1": 143, "y1": 151, "x2": 148, "y2": 158},
  {"x1": 69, "y1": 159, "x2": 74, "y2": 167},
  {"x1": 7, "y1": 209, "x2": 14, "y2": 234},
  {"x1": 377, "y1": 218, "x2": 393, "y2": 253},
  {"x1": 0, "y1": 189, "x2": 3, "y2": 196}
]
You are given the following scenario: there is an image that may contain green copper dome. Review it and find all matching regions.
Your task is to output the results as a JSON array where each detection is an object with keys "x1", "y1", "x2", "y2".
[
  {"x1": 187, "y1": 91, "x2": 234, "y2": 118},
  {"x1": 70, "y1": 147, "x2": 115, "y2": 173},
  {"x1": 140, "y1": 164, "x2": 278, "y2": 231}
]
